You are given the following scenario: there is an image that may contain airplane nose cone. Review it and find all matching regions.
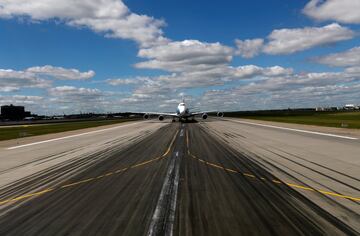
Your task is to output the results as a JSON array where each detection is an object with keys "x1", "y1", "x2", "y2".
[{"x1": 179, "y1": 107, "x2": 185, "y2": 115}]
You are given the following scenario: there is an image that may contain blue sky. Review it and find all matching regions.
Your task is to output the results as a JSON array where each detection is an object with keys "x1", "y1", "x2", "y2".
[{"x1": 0, "y1": 0, "x2": 359, "y2": 114}]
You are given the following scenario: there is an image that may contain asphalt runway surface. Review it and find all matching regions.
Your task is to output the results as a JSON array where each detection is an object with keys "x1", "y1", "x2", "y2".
[{"x1": 0, "y1": 120, "x2": 359, "y2": 235}]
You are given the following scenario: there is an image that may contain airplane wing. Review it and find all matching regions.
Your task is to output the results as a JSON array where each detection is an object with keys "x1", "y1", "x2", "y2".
[
  {"x1": 189, "y1": 112, "x2": 204, "y2": 116},
  {"x1": 190, "y1": 111, "x2": 223, "y2": 116},
  {"x1": 146, "y1": 112, "x2": 178, "y2": 117},
  {"x1": 135, "y1": 112, "x2": 178, "y2": 118}
]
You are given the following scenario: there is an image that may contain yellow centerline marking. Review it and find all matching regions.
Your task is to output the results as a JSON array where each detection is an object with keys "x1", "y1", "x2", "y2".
[
  {"x1": 61, "y1": 178, "x2": 95, "y2": 188},
  {"x1": 162, "y1": 130, "x2": 179, "y2": 157},
  {"x1": 225, "y1": 168, "x2": 238, "y2": 173},
  {"x1": 0, "y1": 129, "x2": 179, "y2": 206},
  {"x1": 243, "y1": 173, "x2": 256, "y2": 178},
  {"x1": 185, "y1": 130, "x2": 360, "y2": 202},
  {"x1": 115, "y1": 168, "x2": 128, "y2": 173},
  {"x1": 315, "y1": 190, "x2": 360, "y2": 201},
  {"x1": 130, "y1": 159, "x2": 157, "y2": 168},
  {"x1": 189, "y1": 152, "x2": 360, "y2": 201},
  {"x1": 0, "y1": 188, "x2": 53, "y2": 205}
]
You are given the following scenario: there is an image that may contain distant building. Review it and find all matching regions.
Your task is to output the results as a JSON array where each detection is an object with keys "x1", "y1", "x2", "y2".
[
  {"x1": 315, "y1": 107, "x2": 338, "y2": 111},
  {"x1": 344, "y1": 104, "x2": 356, "y2": 110},
  {"x1": 1, "y1": 104, "x2": 30, "y2": 120}
]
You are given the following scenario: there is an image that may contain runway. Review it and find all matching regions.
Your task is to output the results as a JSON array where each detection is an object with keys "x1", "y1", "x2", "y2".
[{"x1": 0, "y1": 119, "x2": 359, "y2": 235}]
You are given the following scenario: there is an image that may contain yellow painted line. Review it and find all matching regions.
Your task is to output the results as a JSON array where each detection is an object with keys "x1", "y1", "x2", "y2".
[
  {"x1": 186, "y1": 130, "x2": 360, "y2": 202},
  {"x1": 284, "y1": 183, "x2": 360, "y2": 202},
  {"x1": 131, "y1": 159, "x2": 158, "y2": 168},
  {"x1": 207, "y1": 162, "x2": 226, "y2": 169},
  {"x1": 162, "y1": 130, "x2": 179, "y2": 157},
  {"x1": 115, "y1": 168, "x2": 128, "y2": 173},
  {"x1": 316, "y1": 190, "x2": 360, "y2": 201},
  {"x1": 187, "y1": 151, "x2": 360, "y2": 202},
  {"x1": 0, "y1": 188, "x2": 53, "y2": 205},
  {"x1": 190, "y1": 153, "x2": 241, "y2": 174},
  {"x1": 61, "y1": 178, "x2": 95, "y2": 188},
  {"x1": 0, "y1": 128, "x2": 181, "y2": 206},
  {"x1": 225, "y1": 168, "x2": 238, "y2": 173},
  {"x1": 285, "y1": 183, "x2": 314, "y2": 191},
  {"x1": 243, "y1": 173, "x2": 256, "y2": 178},
  {"x1": 162, "y1": 148, "x2": 171, "y2": 157}
]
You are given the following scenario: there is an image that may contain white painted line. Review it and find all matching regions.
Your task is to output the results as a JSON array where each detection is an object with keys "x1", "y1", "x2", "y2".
[
  {"x1": 179, "y1": 129, "x2": 184, "y2": 137},
  {"x1": 6, "y1": 122, "x2": 141, "y2": 150},
  {"x1": 166, "y1": 152, "x2": 180, "y2": 236},
  {"x1": 230, "y1": 120, "x2": 358, "y2": 140},
  {"x1": 147, "y1": 156, "x2": 174, "y2": 236},
  {"x1": 147, "y1": 150, "x2": 181, "y2": 236}
]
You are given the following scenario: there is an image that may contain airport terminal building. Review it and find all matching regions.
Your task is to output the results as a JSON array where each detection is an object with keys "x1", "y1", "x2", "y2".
[{"x1": 0, "y1": 104, "x2": 31, "y2": 120}]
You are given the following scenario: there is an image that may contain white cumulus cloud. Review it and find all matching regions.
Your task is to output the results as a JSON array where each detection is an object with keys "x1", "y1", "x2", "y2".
[
  {"x1": 50, "y1": 85, "x2": 102, "y2": 97},
  {"x1": 0, "y1": 0, "x2": 168, "y2": 47},
  {"x1": 135, "y1": 40, "x2": 233, "y2": 72},
  {"x1": 27, "y1": 65, "x2": 95, "y2": 80},
  {"x1": 263, "y1": 23, "x2": 354, "y2": 55},
  {"x1": 235, "y1": 23, "x2": 354, "y2": 57},
  {"x1": 0, "y1": 66, "x2": 95, "y2": 92},
  {"x1": 106, "y1": 77, "x2": 150, "y2": 86},
  {"x1": 303, "y1": 0, "x2": 360, "y2": 24},
  {"x1": 0, "y1": 69, "x2": 51, "y2": 91},
  {"x1": 314, "y1": 46, "x2": 360, "y2": 67},
  {"x1": 235, "y1": 39, "x2": 264, "y2": 58}
]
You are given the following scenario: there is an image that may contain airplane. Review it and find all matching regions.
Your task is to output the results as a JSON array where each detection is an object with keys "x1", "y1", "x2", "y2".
[{"x1": 140, "y1": 100, "x2": 224, "y2": 122}]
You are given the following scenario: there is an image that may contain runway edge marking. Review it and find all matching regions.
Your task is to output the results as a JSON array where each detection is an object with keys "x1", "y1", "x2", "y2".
[
  {"x1": 6, "y1": 121, "x2": 143, "y2": 150},
  {"x1": 227, "y1": 119, "x2": 358, "y2": 140}
]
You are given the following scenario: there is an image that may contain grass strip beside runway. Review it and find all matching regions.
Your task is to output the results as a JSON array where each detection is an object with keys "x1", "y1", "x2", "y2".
[
  {"x1": 226, "y1": 111, "x2": 360, "y2": 129},
  {"x1": 0, "y1": 119, "x2": 136, "y2": 141}
]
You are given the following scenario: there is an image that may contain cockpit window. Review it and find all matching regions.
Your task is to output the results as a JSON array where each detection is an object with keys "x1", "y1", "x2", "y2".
[{"x1": 179, "y1": 103, "x2": 185, "y2": 106}]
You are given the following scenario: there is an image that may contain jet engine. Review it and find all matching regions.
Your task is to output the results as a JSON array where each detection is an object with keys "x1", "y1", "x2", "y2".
[
  {"x1": 158, "y1": 115, "x2": 164, "y2": 121},
  {"x1": 143, "y1": 114, "x2": 149, "y2": 119},
  {"x1": 202, "y1": 113, "x2": 208, "y2": 119},
  {"x1": 217, "y1": 112, "x2": 224, "y2": 117}
]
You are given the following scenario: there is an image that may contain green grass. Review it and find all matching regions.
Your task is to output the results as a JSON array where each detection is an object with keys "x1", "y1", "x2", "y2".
[
  {"x1": 0, "y1": 119, "x2": 135, "y2": 141},
  {"x1": 227, "y1": 111, "x2": 360, "y2": 129}
]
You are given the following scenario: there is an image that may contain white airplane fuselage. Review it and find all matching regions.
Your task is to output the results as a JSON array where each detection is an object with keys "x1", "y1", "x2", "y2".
[{"x1": 176, "y1": 102, "x2": 190, "y2": 118}]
